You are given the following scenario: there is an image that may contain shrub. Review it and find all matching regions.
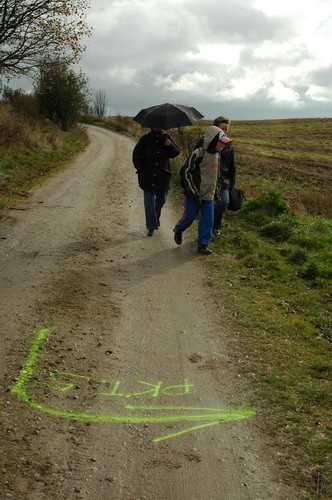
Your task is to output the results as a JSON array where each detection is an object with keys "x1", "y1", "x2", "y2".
[
  {"x1": 260, "y1": 220, "x2": 294, "y2": 241},
  {"x1": 285, "y1": 248, "x2": 308, "y2": 265},
  {"x1": 299, "y1": 261, "x2": 332, "y2": 283},
  {"x1": 290, "y1": 217, "x2": 332, "y2": 250},
  {"x1": 242, "y1": 188, "x2": 290, "y2": 217},
  {"x1": 35, "y1": 61, "x2": 89, "y2": 131}
]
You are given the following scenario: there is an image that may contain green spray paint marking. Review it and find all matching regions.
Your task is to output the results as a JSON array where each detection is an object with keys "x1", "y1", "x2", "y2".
[
  {"x1": 11, "y1": 328, "x2": 255, "y2": 442},
  {"x1": 41, "y1": 371, "x2": 194, "y2": 397}
]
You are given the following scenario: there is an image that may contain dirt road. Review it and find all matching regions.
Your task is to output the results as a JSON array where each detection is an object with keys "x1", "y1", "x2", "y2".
[{"x1": 0, "y1": 126, "x2": 298, "y2": 499}]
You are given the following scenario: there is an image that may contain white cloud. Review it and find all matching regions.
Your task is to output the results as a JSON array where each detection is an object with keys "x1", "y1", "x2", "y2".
[
  {"x1": 306, "y1": 85, "x2": 332, "y2": 102},
  {"x1": 267, "y1": 82, "x2": 303, "y2": 108},
  {"x1": 107, "y1": 66, "x2": 139, "y2": 85},
  {"x1": 223, "y1": 72, "x2": 268, "y2": 100},
  {"x1": 252, "y1": 0, "x2": 330, "y2": 20},
  {"x1": 165, "y1": 73, "x2": 213, "y2": 92},
  {"x1": 253, "y1": 40, "x2": 307, "y2": 62},
  {"x1": 185, "y1": 43, "x2": 242, "y2": 65}
]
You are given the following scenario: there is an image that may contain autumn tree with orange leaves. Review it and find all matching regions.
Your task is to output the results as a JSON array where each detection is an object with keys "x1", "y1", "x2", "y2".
[{"x1": 0, "y1": 0, "x2": 92, "y2": 77}]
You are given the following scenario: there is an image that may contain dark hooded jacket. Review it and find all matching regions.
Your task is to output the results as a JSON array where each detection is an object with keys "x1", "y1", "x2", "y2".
[
  {"x1": 180, "y1": 125, "x2": 221, "y2": 201},
  {"x1": 132, "y1": 130, "x2": 180, "y2": 192}
]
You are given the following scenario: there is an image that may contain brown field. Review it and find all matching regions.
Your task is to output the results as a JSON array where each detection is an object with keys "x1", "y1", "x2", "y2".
[{"x1": 170, "y1": 118, "x2": 332, "y2": 218}]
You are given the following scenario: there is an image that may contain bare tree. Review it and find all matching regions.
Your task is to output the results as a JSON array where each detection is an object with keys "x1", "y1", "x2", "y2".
[
  {"x1": 0, "y1": 0, "x2": 92, "y2": 77},
  {"x1": 93, "y1": 90, "x2": 107, "y2": 117}
]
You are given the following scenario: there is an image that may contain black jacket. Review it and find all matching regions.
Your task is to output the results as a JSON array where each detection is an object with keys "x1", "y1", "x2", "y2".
[
  {"x1": 219, "y1": 143, "x2": 236, "y2": 189},
  {"x1": 132, "y1": 130, "x2": 180, "y2": 192}
]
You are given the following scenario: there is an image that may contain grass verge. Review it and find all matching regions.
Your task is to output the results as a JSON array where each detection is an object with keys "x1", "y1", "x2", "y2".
[{"x1": 197, "y1": 189, "x2": 332, "y2": 498}]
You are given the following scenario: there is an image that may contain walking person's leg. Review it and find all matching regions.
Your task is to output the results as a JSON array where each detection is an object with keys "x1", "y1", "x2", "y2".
[
  {"x1": 173, "y1": 196, "x2": 199, "y2": 245},
  {"x1": 213, "y1": 189, "x2": 229, "y2": 236},
  {"x1": 219, "y1": 189, "x2": 229, "y2": 230},
  {"x1": 143, "y1": 191, "x2": 158, "y2": 235},
  {"x1": 155, "y1": 191, "x2": 168, "y2": 227},
  {"x1": 213, "y1": 198, "x2": 222, "y2": 234},
  {"x1": 197, "y1": 200, "x2": 214, "y2": 254}
]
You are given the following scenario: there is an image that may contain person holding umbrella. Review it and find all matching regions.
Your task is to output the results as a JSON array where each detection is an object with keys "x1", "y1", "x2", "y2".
[
  {"x1": 132, "y1": 128, "x2": 181, "y2": 236},
  {"x1": 173, "y1": 126, "x2": 232, "y2": 254}
]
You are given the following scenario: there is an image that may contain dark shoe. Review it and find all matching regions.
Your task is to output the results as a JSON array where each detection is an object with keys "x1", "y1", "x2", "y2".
[
  {"x1": 173, "y1": 230, "x2": 183, "y2": 245},
  {"x1": 147, "y1": 229, "x2": 154, "y2": 237},
  {"x1": 213, "y1": 229, "x2": 221, "y2": 237},
  {"x1": 197, "y1": 244, "x2": 212, "y2": 255}
]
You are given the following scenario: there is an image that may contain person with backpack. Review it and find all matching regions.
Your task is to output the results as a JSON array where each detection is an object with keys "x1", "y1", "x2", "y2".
[
  {"x1": 196, "y1": 116, "x2": 236, "y2": 237},
  {"x1": 132, "y1": 128, "x2": 181, "y2": 236},
  {"x1": 173, "y1": 126, "x2": 232, "y2": 254}
]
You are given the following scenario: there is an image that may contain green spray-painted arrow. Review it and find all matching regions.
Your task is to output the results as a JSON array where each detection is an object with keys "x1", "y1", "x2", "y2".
[{"x1": 11, "y1": 328, "x2": 255, "y2": 442}]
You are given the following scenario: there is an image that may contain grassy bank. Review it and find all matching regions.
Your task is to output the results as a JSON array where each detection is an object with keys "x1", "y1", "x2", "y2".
[
  {"x1": 0, "y1": 102, "x2": 89, "y2": 212},
  {"x1": 204, "y1": 191, "x2": 331, "y2": 497}
]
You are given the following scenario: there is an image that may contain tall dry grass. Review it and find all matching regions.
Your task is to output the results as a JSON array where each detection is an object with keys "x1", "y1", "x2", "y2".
[
  {"x1": 0, "y1": 102, "x2": 88, "y2": 201},
  {"x1": 0, "y1": 102, "x2": 63, "y2": 154}
]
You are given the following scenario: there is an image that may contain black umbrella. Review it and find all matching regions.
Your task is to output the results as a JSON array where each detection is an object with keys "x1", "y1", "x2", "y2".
[{"x1": 133, "y1": 103, "x2": 204, "y2": 130}]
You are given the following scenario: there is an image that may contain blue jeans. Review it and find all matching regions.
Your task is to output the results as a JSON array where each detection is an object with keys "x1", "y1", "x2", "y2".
[
  {"x1": 144, "y1": 191, "x2": 168, "y2": 230},
  {"x1": 174, "y1": 196, "x2": 214, "y2": 245},
  {"x1": 214, "y1": 189, "x2": 229, "y2": 230}
]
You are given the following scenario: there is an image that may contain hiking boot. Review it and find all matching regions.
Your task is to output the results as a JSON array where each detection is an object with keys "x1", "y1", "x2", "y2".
[
  {"x1": 147, "y1": 229, "x2": 154, "y2": 237},
  {"x1": 173, "y1": 230, "x2": 183, "y2": 245},
  {"x1": 197, "y1": 244, "x2": 212, "y2": 255}
]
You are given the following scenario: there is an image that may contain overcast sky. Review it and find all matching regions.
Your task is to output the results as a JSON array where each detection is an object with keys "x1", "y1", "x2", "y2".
[
  {"x1": 79, "y1": 0, "x2": 332, "y2": 120},
  {"x1": 9, "y1": 0, "x2": 332, "y2": 120}
]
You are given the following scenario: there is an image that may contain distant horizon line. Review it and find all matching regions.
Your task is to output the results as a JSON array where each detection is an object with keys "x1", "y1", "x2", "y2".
[{"x1": 106, "y1": 114, "x2": 332, "y2": 121}]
